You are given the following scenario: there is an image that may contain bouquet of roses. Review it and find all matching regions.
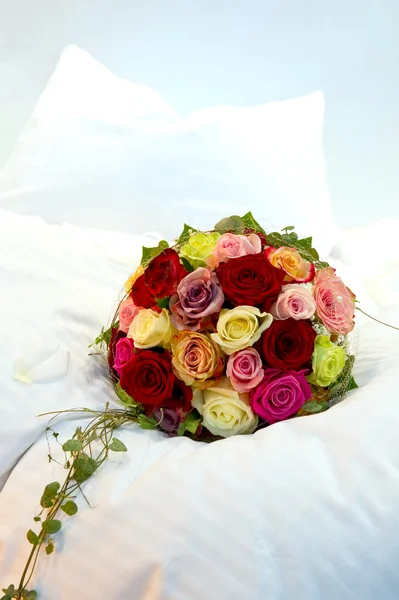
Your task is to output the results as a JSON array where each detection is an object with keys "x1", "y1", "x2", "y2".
[{"x1": 103, "y1": 212, "x2": 358, "y2": 439}]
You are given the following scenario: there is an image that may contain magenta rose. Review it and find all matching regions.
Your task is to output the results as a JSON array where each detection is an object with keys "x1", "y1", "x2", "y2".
[
  {"x1": 170, "y1": 267, "x2": 224, "y2": 331},
  {"x1": 250, "y1": 368, "x2": 312, "y2": 424},
  {"x1": 226, "y1": 348, "x2": 264, "y2": 393},
  {"x1": 113, "y1": 337, "x2": 135, "y2": 374}
]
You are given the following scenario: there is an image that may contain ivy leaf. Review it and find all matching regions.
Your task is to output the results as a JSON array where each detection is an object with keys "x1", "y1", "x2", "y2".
[
  {"x1": 109, "y1": 438, "x2": 128, "y2": 452},
  {"x1": 241, "y1": 211, "x2": 266, "y2": 234},
  {"x1": 282, "y1": 225, "x2": 295, "y2": 232},
  {"x1": 61, "y1": 500, "x2": 78, "y2": 516},
  {"x1": 282, "y1": 231, "x2": 299, "y2": 245},
  {"x1": 301, "y1": 401, "x2": 325, "y2": 414},
  {"x1": 296, "y1": 236, "x2": 313, "y2": 250},
  {"x1": 155, "y1": 296, "x2": 171, "y2": 309},
  {"x1": 265, "y1": 232, "x2": 283, "y2": 247},
  {"x1": 40, "y1": 481, "x2": 60, "y2": 508},
  {"x1": 214, "y1": 215, "x2": 246, "y2": 234},
  {"x1": 22, "y1": 591, "x2": 38, "y2": 600},
  {"x1": 33, "y1": 516, "x2": 41, "y2": 522},
  {"x1": 42, "y1": 519, "x2": 62, "y2": 534},
  {"x1": 140, "y1": 241, "x2": 169, "y2": 267},
  {"x1": 115, "y1": 382, "x2": 137, "y2": 407},
  {"x1": 73, "y1": 454, "x2": 98, "y2": 483},
  {"x1": 180, "y1": 257, "x2": 194, "y2": 272},
  {"x1": 1, "y1": 585, "x2": 15, "y2": 600},
  {"x1": 45, "y1": 542, "x2": 54, "y2": 556},
  {"x1": 176, "y1": 223, "x2": 198, "y2": 246},
  {"x1": 317, "y1": 261, "x2": 330, "y2": 269},
  {"x1": 62, "y1": 439, "x2": 82, "y2": 452},
  {"x1": 177, "y1": 409, "x2": 202, "y2": 436},
  {"x1": 89, "y1": 324, "x2": 114, "y2": 349},
  {"x1": 26, "y1": 530, "x2": 39, "y2": 545},
  {"x1": 137, "y1": 414, "x2": 158, "y2": 430}
]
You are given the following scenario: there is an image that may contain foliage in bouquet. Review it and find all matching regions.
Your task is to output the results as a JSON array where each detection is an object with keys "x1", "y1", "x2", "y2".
[{"x1": 99, "y1": 212, "x2": 358, "y2": 440}]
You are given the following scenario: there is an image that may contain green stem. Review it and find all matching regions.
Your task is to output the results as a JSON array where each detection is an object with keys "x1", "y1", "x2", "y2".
[{"x1": 356, "y1": 306, "x2": 399, "y2": 331}]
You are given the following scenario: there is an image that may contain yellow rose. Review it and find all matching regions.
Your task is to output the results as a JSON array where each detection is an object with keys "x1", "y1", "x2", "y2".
[
  {"x1": 211, "y1": 306, "x2": 273, "y2": 355},
  {"x1": 128, "y1": 308, "x2": 173, "y2": 349},
  {"x1": 125, "y1": 265, "x2": 145, "y2": 294},
  {"x1": 192, "y1": 378, "x2": 258, "y2": 438},
  {"x1": 180, "y1": 232, "x2": 220, "y2": 269},
  {"x1": 171, "y1": 331, "x2": 224, "y2": 388},
  {"x1": 308, "y1": 335, "x2": 346, "y2": 387},
  {"x1": 267, "y1": 246, "x2": 314, "y2": 283}
]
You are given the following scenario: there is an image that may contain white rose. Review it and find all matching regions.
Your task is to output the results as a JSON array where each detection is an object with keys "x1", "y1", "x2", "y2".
[
  {"x1": 210, "y1": 306, "x2": 272, "y2": 355},
  {"x1": 128, "y1": 308, "x2": 173, "y2": 349},
  {"x1": 193, "y1": 378, "x2": 258, "y2": 438}
]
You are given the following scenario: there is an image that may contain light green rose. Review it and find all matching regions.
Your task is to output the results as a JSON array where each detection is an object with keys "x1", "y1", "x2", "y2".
[
  {"x1": 308, "y1": 335, "x2": 346, "y2": 387},
  {"x1": 211, "y1": 306, "x2": 273, "y2": 355},
  {"x1": 180, "y1": 232, "x2": 220, "y2": 269},
  {"x1": 192, "y1": 378, "x2": 258, "y2": 438}
]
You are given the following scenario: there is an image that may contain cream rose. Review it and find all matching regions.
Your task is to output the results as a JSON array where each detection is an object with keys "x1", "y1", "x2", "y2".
[
  {"x1": 128, "y1": 308, "x2": 173, "y2": 349},
  {"x1": 192, "y1": 378, "x2": 258, "y2": 438},
  {"x1": 211, "y1": 306, "x2": 273, "y2": 355}
]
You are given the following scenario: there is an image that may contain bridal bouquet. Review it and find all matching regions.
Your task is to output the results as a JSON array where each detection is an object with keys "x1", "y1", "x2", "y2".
[
  {"x1": 104, "y1": 212, "x2": 357, "y2": 439},
  {"x1": 4, "y1": 213, "x2": 358, "y2": 600}
]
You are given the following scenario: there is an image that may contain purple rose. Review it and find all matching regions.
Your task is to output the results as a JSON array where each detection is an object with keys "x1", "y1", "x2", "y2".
[
  {"x1": 153, "y1": 408, "x2": 180, "y2": 433},
  {"x1": 250, "y1": 368, "x2": 312, "y2": 424},
  {"x1": 170, "y1": 267, "x2": 224, "y2": 331},
  {"x1": 114, "y1": 337, "x2": 135, "y2": 374}
]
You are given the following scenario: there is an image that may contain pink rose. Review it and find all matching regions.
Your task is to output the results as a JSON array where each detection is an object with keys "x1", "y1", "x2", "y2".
[
  {"x1": 270, "y1": 284, "x2": 316, "y2": 320},
  {"x1": 114, "y1": 337, "x2": 135, "y2": 374},
  {"x1": 250, "y1": 368, "x2": 312, "y2": 424},
  {"x1": 226, "y1": 348, "x2": 264, "y2": 393},
  {"x1": 119, "y1": 298, "x2": 140, "y2": 333},
  {"x1": 207, "y1": 233, "x2": 262, "y2": 268},
  {"x1": 313, "y1": 267, "x2": 355, "y2": 334},
  {"x1": 170, "y1": 268, "x2": 224, "y2": 331}
]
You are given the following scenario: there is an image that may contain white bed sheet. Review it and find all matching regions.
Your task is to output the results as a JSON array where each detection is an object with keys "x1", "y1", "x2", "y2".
[{"x1": 0, "y1": 211, "x2": 398, "y2": 599}]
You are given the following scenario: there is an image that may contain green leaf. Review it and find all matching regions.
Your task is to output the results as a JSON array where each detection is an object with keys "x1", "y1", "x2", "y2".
[
  {"x1": 109, "y1": 438, "x2": 128, "y2": 452},
  {"x1": 33, "y1": 516, "x2": 41, "y2": 522},
  {"x1": 176, "y1": 223, "x2": 198, "y2": 245},
  {"x1": 241, "y1": 211, "x2": 266, "y2": 234},
  {"x1": 22, "y1": 591, "x2": 38, "y2": 600},
  {"x1": 282, "y1": 225, "x2": 295, "y2": 232},
  {"x1": 282, "y1": 231, "x2": 299, "y2": 244},
  {"x1": 265, "y1": 232, "x2": 283, "y2": 247},
  {"x1": 214, "y1": 215, "x2": 246, "y2": 234},
  {"x1": 178, "y1": 409, "x2": 202, "y2": 436},
  {"x1": 42, "y1": 519, "x2": 62, "y2": 534},
  {"x1": 73, "y1": 454, "x2": 98, "y2": 483},
  {"x1": 301, "y1": 401, "x2": 325, "y2": 414},
  {"x1": 296, "y1": 236, "x2": 313, "y2": 250},
  {"x1": 308, "y1": 247, "x2": 320, "y2": 261},
  {"x1": 317, "y1": 261, "x2": 330, "y2": 269},
  {"x1": 180, "y1": 257, "x2": 195, "y2": 272},
  {"x1": 40, "y1": 481, "x2": 60, "y2": 508},
  {"x1": 45, "y1": 542, "x2": 54, "y2": 556},
  {"x1": 26, "y1": 530, "x2": 39, "y2": 545},
  {"x1": 155, "y1": 296, "x2": 171, "y2": 309},
  {"x1": 61, "y1": 500, "x2": 78, "y2": 516},
  {"x1": 140, "y1": 240, "x2": 169, "y2": 267},
  {"x1": 1, "y1": 585, "x2": 15, "y2": 600},
  {"x1": 89, "y1": 324, "x2": 114, "y2": 349},
  {"x1": 137, "y1": 414, "x2": 158, "y2": 430},
  {"x1": 62, "y1": 439, "x2": 82, "y2": 452},
  {"x1": 115, "y1": 382, "x2": 137, "y2": 407},
  {"x1": 346, "y1": 376, "x2": 359, "y2": 391}
]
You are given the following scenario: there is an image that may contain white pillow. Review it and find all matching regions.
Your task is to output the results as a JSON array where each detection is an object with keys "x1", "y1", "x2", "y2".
[{"x1": 0, "y1": 45, "x2": 333, "y2": 252}]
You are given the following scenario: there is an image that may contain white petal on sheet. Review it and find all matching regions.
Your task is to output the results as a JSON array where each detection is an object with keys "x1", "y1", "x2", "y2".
[{"x1": 14, "y1": 338, "x2": 70, "y2": 384}]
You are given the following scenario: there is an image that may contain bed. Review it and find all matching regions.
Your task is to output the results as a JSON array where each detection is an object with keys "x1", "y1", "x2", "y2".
[{"x1": 0, "y1": 46, "x2": 398, "y2": 600}]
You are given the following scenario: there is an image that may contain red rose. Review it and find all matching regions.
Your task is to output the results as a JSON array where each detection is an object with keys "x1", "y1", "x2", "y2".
[
  {"x1": 165, "y1": 378, "x2": 193, "y2": 414},
  {"x1": 145, "y1": 248, "x2": 187, "y2": 298},
  {"x1": 130, "y1": 273, "x2": 156, "y2": 308},
  {"x1": 131, "y1": 249, "x2": 187, "y2": 308},
  {"x1": 216, "y1": 252, "x2": 285, "y2": 308},
  {"x1": 260, "y1": 318, "x2": 316, "y2": 370},
  {"x1": 119, "y1": 350, "x2": 176, "y2": 407}
]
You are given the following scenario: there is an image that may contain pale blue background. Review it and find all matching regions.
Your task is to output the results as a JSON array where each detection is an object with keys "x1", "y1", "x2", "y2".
[{"x1": 0, "y1": 0, "x2": 398, "y2": 225}]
